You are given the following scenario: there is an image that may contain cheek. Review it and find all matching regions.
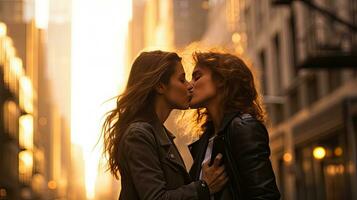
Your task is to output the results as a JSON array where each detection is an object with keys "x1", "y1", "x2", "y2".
[
  {"x1": 194, "y1": 80, "x2": 205, "y2": 91},
  {"x1": 168, "y1": 83, "x2": 188, "y2": 100},
  {"x1": 194, "y1": 79, "x2": 216, "y2": 98}
]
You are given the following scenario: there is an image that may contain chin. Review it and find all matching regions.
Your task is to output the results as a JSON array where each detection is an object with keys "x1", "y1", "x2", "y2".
[
  {"x1": 175, "y1": 103, "x2": 190, "y2": 110},
  {"x1": 189, "y1": 104, "x2": 199, "y2": 109},
  {"x1": 189, "y1": 101, "x2": 203, "y2": 109},
  {"x1": 188, "y1": 97, "x2": 201, "y2": 108}
]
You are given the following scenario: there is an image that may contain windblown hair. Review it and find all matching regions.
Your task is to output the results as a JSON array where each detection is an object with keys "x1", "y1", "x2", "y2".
[
  {"x1": 102, "y1": 50, "x2": 181, "y2": 178},
  {"x1": 193, "y1": 51, "x2": 266, "y2": 127}
]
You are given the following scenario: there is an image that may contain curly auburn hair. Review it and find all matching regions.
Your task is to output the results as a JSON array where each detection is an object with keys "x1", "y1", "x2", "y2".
[{"x1": 192, "y1": 51, "x2": 266, "y2": 126}]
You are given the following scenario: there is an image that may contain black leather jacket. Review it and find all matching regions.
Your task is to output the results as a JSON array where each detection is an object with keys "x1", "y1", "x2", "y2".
[
  {"x1": 117, "y1": 116, "x2": 210, "y2": 200},
  {"x1": 189, "y1": 112, "x2": 281, "y2": 200}
]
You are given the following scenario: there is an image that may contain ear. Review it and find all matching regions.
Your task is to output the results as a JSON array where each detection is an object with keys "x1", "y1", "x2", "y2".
[{"x1": 155, "y1": 82, "x2": 166, "y2": 94}]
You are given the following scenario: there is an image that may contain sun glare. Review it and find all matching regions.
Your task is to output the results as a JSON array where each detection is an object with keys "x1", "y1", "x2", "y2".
[{"x1": 71, "y1": 0, "x2": 132, "y2": 199}]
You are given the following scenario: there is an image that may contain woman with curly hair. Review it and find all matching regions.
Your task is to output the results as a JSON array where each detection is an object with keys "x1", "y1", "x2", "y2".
[{"x1": 188, "y1": 52, "x2": 280, "y2": 200}]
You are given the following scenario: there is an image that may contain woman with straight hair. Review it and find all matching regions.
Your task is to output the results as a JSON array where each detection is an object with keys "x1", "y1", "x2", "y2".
[
  {"x1": 188, "y1": 52, "x2": 281, "y2": 199},
  {"x1": 102, "y1": 50, "x2": 228, "y2": 200}
]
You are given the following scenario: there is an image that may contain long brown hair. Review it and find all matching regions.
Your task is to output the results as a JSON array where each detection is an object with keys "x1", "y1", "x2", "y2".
[
  {"x1": 102, "y1": 50, "x2": 181, "y2": 178},
  {"x1": 193, "y1": 51, "x2": 266, "y2": 127}
]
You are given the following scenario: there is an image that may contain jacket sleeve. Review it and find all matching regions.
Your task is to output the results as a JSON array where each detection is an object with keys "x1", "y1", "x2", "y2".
[
  {"x1": 123, "y1": 126, "x2": 210, "y2": 200},
  {"x1": 229, "y1": 119, "x2": 281, "y2": 200}
]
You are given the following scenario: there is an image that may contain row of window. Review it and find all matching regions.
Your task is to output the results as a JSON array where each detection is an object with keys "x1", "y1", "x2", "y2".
[
  {"x1": 295, "y1": 129, "x2": 350, "y2": 200},
  {"x1": 1, "y1": 31, "x2": 35, "y2": 187},
  {"x1": 267, "y1": 70, "x2": 353, "y2": 125},
  {"x1": 246, "y1": 0, "x2": 356, "y2": 125},
  {"x1": 0, "y1": 148, "x2": 34, "y2": 185},
  {"x1": 0, "y1": 142, "x2": 18, "y2": 182},
  {"x1": 0, "y1": 37, "x2": 24, "y2": 98},
  {"x1": 272, "y1": 108, "x2": 357, "y2": 200},
  {"x1": 2, "y1": 100, "x2": 20, "y2": 139},
  {"x1": 1, "y1": 101, "x2": 34, "y2": 185}
]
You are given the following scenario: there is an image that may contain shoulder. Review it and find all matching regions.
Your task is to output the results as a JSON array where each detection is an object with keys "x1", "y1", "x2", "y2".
[
  {"x1": 229, "y1": 114, "x2": 269, "y2": 142},
  {"x1": 122, "y1": 122, "x2": 156, "y2": 145},
  {"x1": 127, "y1": 121, "x2": 154, "y2": 133},
  {"x1": 230, "y1": 113, "x2": 265, "y2": 129}
]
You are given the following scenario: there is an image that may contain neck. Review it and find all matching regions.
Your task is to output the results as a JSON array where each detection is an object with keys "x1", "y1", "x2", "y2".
[
  {"x1": 206, "y1": 97, "x2": 223, "y2": 135},
  {"x1": 154, "y1": 96, "x2": 172, "y2": 124}
]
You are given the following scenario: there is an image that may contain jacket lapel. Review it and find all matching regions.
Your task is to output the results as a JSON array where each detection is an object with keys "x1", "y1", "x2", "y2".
[
  {"x1": 188, "y1": 130, "x2": 211, "y2": 179},
  {"x1": 148, "y1": 117, "x2": 188, "y2": 174},
  {"x1": 189, "y1": 112, "x2": 241, "y2": 179}
]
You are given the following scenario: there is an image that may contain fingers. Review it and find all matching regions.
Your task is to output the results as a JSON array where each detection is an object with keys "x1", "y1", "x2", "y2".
[
  {"x1": 212, "y1": 153, "x2": 223, "y2": 167},
  {"x1": 202, "y1": 156, "x2": 225, "y2": 180},
  {"x1": 202, "y1": 159, "x2": 209, "y2": 168},
  {"x1": 216, "y1": 165, "x2": 225, "y2": 175},
  {"x1": 208, "y1": 172, "x2": 229, "y2": 194},
  {"x1": 202, "y1": 159, "x2": 210, "y2": 171},
  {"x1": 215, "y1": 175, "x2": 229, "y2": 189},
  {"x1": 201, "y1": 155, "x2": 227, "y2": 194},
  {"x1": 210, "y1": 171, "x2": 227, "y2": 186},
  {"x1": 210, "y1": 165, "x2": 225, "y2": 181}
]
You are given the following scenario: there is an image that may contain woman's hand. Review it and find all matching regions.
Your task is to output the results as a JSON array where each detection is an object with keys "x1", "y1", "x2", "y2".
[{"x1": 201, "y1": 153, "x2": 228, "y2": 194}]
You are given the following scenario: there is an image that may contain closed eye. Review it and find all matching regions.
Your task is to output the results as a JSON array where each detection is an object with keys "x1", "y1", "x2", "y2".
[
  {"x1": 193, "y1": 75, "x2": 201, "y2": 81},
  {"x1": 192, "y1": 71, "x2": 202, "y2": 81},
  {"x1": 179, "y1": 74, "x2": 187, "y2": 83}
]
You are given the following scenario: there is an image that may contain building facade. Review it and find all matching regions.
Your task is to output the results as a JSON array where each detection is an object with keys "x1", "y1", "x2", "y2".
[
  {"x1": 0, "y1": 6, "x2": 44, "y2": 198},
  {"x1": 0, "y1": 0, "x2": 74, "y2": 199},
  {"x1": 239, "y1": 0, "x2": 357, "y2": 199}
]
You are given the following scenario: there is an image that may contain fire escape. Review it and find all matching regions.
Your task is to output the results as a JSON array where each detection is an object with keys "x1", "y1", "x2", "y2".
[{"x1": 273, "y1": 0, "x2": 357, "y2": 69}]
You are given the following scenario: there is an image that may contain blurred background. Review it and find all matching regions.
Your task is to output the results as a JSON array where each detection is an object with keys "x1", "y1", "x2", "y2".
[{"x1": 0, "y1": 0, "x2": 356, "y2": 199}]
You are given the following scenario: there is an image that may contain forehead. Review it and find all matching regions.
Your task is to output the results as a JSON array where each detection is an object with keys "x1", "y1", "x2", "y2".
[
  {"x1": 174, "y1": 61, "x2": 184, "y2": 73},
  {"x1": 193, "y1": 64, "x2": 211, "y2": 74},
  {"x1": 175, "y1": 62, "x2": 183, "y2": 71}
]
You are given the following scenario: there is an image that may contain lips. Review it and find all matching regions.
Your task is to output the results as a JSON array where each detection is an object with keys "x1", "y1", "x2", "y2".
[{"x1": 188, "y1": 90, "x2": 194, "y2": 100}]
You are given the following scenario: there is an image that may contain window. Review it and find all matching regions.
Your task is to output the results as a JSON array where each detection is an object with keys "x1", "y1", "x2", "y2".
[
  {"x1": 295, "y1": 129, "x2": 350, "y2": 200},
  {"x1": 3, "y1": 101, "x2": 19, "y2": 139},
  {"x1": 0, "y1": 62, "x2": 4, "y2": 85},
  {"x1": 306, "y1": 74, "x2": 319, "y2": 106},
  {"x1": 328, "y1": 70, "x2": 341, "y2": 92},
  {"x1": 288, "y1": 86, "x2": 300, "y2": 117},
  {"x1": 289, "y1": 15, "x2": 297, "y2": 76},
  {"x1": 273, "y1": 104, "x2": 284, "y2": 124},
  {"x1": 274, "y1": 33, "x2": 282, "y2": 94},
  {"x1": 1, "y1": 142, "x2": 19, "y2": 184},
  {"x1": 255, "y1": 0, "x2": 264, "y2": 33},
  {"x1": 259, "y1": 50, "x2": 267, "y2": 94},
  {"x1": 245, "y1": 7, "x2": 252, "y2": 46}
]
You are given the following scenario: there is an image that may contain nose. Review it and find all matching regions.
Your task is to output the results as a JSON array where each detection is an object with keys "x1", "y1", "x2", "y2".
[{"x1": 187, "y1": 82, "x2": 193, "y2": 92}]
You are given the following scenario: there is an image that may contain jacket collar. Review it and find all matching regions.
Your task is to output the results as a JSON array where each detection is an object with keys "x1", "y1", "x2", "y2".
[
  {"x1": 217, "y1": 111, "x2": 241, "y2": 134},
  {"x1": 135, "y1": 111, "x2": 175, "y2": 146},
  {"x1": 149, "y1": 115, "x2": 175, "y2": 146},
  {"x1": 188, "y1": 111, "x2": 241, "y2": 179},
  {"x1": 189, "y1": 112, "x2": 240, "y2": 146}
]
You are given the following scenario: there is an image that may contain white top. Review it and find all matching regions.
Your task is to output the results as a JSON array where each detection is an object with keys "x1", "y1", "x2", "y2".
[{"x1": 199, "y1": 136, "x2": 216, "y2": 200}]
